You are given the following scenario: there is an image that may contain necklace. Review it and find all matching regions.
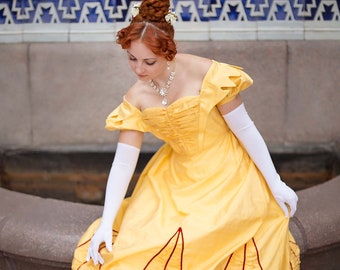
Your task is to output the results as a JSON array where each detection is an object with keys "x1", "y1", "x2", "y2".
[{"x1": 149, "y1": 69, "x2": 176, "y2": 106}]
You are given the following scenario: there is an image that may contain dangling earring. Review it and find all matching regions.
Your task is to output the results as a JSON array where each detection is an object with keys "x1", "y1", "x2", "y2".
[{"x1": 167, "y1": 61, "x2": 170, "y2": 70}]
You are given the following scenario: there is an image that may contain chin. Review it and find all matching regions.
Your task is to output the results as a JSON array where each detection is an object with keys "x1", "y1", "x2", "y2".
[{"x1": 137, "y1": 75, "x2": 149, "y2": 81}]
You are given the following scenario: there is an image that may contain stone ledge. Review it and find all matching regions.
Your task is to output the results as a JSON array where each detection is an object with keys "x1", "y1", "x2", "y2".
[
  {"x1": 0, "y1": 175, "x2": 340, "y2": 270},
  {"x1": 292, "y1": 175, "x2": 340, "y2": 252},
  {"x1": 0, "y1": 189, "x2": 102, "y2": 269}
]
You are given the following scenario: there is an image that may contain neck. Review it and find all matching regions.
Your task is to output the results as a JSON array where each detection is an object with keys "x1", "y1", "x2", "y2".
[
  {"x1": 149, "y1": 60, "x2": 176, "y2": 106},
  {"x1": 153, "y1": 60, "x2": 174, "y2": 87}
]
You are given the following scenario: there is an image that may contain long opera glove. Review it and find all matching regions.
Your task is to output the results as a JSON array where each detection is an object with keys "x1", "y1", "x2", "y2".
[
  {"x1": 86, "y1": 142, "x2": 140, "y2": 265},
  {"x1": 223, "y1": 103, "x2": 298, "y2": 217}
]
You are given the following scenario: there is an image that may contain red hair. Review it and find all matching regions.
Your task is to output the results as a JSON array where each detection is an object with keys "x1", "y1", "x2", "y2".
[{"x1": 116, "y1": 0, "x2": 177, "y2": 61}]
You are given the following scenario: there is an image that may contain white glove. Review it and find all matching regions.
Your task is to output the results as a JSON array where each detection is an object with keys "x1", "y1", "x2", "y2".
[
  {"x1": 223, "y1": 103, "x2": 298, "y2": 217},
  {"x1": 86, "y1": 142, "x2": 140, "y2": 265}
]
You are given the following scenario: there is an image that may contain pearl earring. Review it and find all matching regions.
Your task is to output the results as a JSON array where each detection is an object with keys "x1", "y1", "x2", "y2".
[{"x1": 167, "y1": 61, "x2": 170, "y2": 70}]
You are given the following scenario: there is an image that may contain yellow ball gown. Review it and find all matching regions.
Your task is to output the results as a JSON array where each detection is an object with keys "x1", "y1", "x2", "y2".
[{"x1": 72, "y1": 60, "x2": 300, "y2": 269}]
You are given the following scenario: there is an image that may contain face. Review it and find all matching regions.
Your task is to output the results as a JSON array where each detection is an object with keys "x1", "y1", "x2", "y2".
[{"x1": 126, "y1": 39, "x2": 168, "y2": 82}]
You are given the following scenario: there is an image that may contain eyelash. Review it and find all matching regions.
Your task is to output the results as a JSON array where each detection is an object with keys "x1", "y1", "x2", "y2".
[{"x1": 128, "y1": 57, "x2": 156, "y2": 66}]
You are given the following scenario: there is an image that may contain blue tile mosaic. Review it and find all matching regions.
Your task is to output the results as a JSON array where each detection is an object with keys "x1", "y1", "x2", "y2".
[
  {"x1": 0, "y1": 0, "x2": 339, "y2": 24},
  {"x1": 0, "y1": 0, "x2": 339, "y2": 41}
]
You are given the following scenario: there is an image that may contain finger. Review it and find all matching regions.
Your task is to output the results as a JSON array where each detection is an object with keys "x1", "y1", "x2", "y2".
[
  {"x1": 98, "y1": 253, "x2": 104, "y2": 265},
  {"x1": 278, "y1": 201, "x2": 289, "y2": 217},
  {"x1": 92, "y1": 252, "x2": 98, "y2": 265},
  {"x1": 88, "y1": 246, "x2": 99, "y2": 265},
  {"x1": 105, "y1": 238, "x2": 113, "y2": 252},
  {"x1": 87, "y1": 247, "x2": 94, "y2": 263},
  {"x1": 289, "y1": 202, "x2": 297, "y2": 217},
  {"x1": 90, "y1": 241, "x2": 100, "y2": 264}
]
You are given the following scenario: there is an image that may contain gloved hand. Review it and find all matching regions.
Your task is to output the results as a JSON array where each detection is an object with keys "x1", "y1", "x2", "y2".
[
  {"x1": 265, "y1": 174, "x2": 298, "y2": 217},
  {"x1": 86, "y1": 142, "x2": 140, "y2": 265},
  {"x1": 222, "y1": 103, "x2": 298, "y2": 217},
  {"x1": 86, "y1": 222, "x2": 113, "y2": 265}
]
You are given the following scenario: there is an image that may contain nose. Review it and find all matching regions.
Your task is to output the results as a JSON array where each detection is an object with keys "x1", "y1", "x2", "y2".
[{"x1": 134, "y1": 61, "x2": 145, "y2": 75}]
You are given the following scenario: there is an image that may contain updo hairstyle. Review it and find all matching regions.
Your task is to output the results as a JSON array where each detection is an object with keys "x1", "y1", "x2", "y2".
[{"x1": 116, "y1": 0, "x2": 177, "y2": 61}]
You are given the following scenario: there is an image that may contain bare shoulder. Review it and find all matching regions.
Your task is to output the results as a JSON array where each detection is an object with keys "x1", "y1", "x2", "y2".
[
  {"x1": 176, "y1": 53, "x2": 212, "y2": 78},
  {"x1": 125, "y1": 80, "x2": 149, "y2": 109}
]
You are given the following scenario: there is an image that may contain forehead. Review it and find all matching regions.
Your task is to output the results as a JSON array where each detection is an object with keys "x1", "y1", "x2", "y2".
[{"x1": 128, "y1": 39, "x2": 158, "y2": 59}]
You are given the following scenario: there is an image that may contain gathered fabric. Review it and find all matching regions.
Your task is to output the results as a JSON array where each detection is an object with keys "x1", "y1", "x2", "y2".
[{"x1": 72, "y1": 60, "x2": 300, "y2": 269}]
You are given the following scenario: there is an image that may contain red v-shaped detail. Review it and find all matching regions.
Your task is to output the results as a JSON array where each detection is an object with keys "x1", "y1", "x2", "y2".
[{"x1": 143, "y1": 227, "x2": 184, "y2": 270}]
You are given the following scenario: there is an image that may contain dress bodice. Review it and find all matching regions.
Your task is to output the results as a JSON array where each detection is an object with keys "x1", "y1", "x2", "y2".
[
  {"x1": 105, "y1": 60, "x2": 253, "y2": 156},
  {"x1": 141, "y1": 96, "x2": 201, "y2": 155}
]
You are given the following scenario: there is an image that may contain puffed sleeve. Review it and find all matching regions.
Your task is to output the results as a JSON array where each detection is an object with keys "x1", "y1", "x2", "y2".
[
  {"x1": 201, "y1": 60, "x2": 253, "y2": 107},
  {"x1": 105, "y1": 97, "x2": 146, "y2": 132},
  {"x1": 217, "y1": 63, "x2": 253, "y2": 105}
]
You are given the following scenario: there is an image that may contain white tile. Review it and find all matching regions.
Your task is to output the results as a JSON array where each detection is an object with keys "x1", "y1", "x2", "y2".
[
  {"x1": 257, "y1": 21, "x2": 304, "y2": 40},
  {"x1": 69, "y1": 23, "x2": 115, "y2": 42},
  {"x1": 0, "y1": 24, "x2": 23, "y2": 43},
  {"x1": 304, "y1": 21, "x2": 340, "y2": 40},
  {"x1": 209, "y1": 21, "x2": 257, "y2": 40},
  {"x1": 23, "y1": 24, "x2": 69, "y2": 42},
  {"x1": 174, "y1": 22, "x2": 210, "y2": 41}
]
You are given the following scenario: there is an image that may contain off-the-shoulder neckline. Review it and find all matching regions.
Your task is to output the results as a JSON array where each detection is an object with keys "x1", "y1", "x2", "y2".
[
  {"x1": 123, "y1": 94, "x2": 201, "y2": 113},
  {"x1": 123, "y1": 60, "x2": 217, "y2": 112}
]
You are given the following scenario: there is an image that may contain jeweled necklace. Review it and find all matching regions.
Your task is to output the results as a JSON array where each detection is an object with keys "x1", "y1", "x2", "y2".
[{"x1": 149, "y1": 62, "x2": 176, "y2": 106}]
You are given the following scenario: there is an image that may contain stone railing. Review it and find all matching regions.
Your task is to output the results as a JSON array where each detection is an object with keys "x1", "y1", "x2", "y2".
[{"x1": 1, "y1": 175, "x2": 339, "y2": 270}]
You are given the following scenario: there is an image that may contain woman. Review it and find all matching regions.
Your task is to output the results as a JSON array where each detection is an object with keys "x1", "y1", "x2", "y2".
[{"x1": 72, "y1": 0, "x2": 300, "y2": 269}]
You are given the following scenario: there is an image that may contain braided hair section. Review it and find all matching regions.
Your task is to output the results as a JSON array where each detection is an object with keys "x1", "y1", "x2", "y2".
[{"x1": 116, "y1": 0, "x2": 177, "y2": 61}]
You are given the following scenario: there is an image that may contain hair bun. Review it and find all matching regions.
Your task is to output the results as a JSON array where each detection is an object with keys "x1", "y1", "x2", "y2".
[
  {"x1": 139, "y1": 0, "x2": 170, "y2": 23},
  {"x1": 117, "y1": 0, "x2": 177, "y2": 61}
]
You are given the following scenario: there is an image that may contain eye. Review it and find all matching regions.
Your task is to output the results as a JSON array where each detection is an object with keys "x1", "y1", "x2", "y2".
[
  {"x1": 146, "y1": 61, "x2": 156, "y2": 66},
  {"x1": 128, "y1": 57, "x2": 137, "y2": 61}
]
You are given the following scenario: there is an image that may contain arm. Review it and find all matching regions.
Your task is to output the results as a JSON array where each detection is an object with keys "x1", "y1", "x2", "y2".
[
  {"x1": 87, "y1": 130, "x2": 143, "y2": 265},
  {"x1": 219, "y1": 95, "x2": 298, "y2": 217}
]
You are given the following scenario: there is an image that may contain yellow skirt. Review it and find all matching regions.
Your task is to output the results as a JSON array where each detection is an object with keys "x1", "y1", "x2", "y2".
[{"x1": 72, "y1": 193, "x2": 300, "y2": 269}]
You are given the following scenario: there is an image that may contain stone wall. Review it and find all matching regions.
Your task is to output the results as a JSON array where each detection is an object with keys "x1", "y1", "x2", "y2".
[{"x1": 0, "y1": 40, "x2": 339, "y2": 153}]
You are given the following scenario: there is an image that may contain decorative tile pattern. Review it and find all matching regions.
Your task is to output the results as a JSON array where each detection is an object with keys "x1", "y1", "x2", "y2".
[{"x1": 0, "y1": 0, "x2": 339, "y2": 42}]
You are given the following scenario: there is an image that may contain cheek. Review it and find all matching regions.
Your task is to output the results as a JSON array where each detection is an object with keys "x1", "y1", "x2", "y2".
[
  {"x1": 128, "y1": 61, "x2": 135, "y2": 71},
  {"x1": 149, "y1": 64, "x2": 163, "y2": 76}
]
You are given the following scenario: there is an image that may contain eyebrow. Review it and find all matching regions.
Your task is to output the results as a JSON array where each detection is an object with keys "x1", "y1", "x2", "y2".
[{"x1": 127, "y1": 50, "x2": 157, "y2": 61}]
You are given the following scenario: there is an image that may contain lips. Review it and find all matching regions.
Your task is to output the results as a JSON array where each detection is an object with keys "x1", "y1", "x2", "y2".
[{"x1": 137, "y1": 74, "x2": 148, "y2": 80}]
